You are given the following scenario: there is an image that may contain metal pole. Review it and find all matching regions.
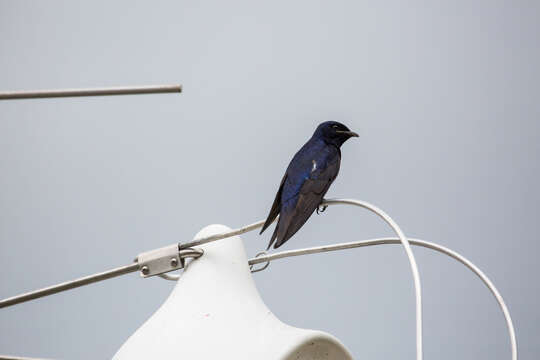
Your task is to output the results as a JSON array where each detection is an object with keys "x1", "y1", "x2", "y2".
[
  {"x1": 0, "y1": 355, "x2": 53, "y2": 360},
  {"x1": 0, "y1": 263, "x2": 138, "y2": 309},
  {"x1": 0, "y1": 84, "x2": 182, "y2": 100}
]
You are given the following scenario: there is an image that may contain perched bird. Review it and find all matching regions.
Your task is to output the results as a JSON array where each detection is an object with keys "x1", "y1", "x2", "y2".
[{"x1": 260, "y1": 121, "x2": 358, "y2": 249}]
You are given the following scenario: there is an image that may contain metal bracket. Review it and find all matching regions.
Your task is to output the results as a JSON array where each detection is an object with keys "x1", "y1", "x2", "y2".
[
  {"x1": 135, "y1": 244, "x2": 199, "y2": 278},
  {"x1": 137, "y1": 244, "x2": 184, "y2": 278},
  {"x1": 136, "y1": 244, "x2": 204, "y2": 278}
]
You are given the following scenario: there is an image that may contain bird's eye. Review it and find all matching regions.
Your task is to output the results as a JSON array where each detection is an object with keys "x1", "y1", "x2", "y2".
[{"x1": 332, "y1": 125, "x2": 339, "y2": 129}]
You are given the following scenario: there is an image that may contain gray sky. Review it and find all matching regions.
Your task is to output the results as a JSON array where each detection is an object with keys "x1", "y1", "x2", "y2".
[{"x1": 0, "y1": 1, "x2": 539, "y2": 359}]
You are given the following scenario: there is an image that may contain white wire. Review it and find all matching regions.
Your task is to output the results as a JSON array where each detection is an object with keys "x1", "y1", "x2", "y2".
[
  {"x1": 321, "y1": 198, "x2": 423, "y2": 360},
  {"x1": 249, "y1": 237, "x2": 517, "y2": 360}
]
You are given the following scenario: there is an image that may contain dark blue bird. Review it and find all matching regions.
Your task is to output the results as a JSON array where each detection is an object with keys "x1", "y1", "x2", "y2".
[{"x1": 260, "y1": 121, "x2": 358, "y2": 249}]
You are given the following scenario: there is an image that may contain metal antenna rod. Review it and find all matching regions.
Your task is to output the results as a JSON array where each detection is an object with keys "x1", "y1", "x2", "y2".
[
  {"x1": 0, "y1": 246, "x2": 204, "y2": 309},
  {"x1": 0, "y1": 84, "x2": 182, "y2": 100},
  {"x1": 0, "y1": 355, "x2": 54, "y2": 360}
]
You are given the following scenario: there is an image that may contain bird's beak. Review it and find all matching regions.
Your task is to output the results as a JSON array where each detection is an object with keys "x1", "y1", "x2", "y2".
[{"x1": 336, "y1": 130, "x2": 359, "y2": 138}]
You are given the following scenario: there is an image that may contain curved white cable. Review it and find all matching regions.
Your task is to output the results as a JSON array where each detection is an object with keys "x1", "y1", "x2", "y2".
[
  {"x1": 322, "y1": 198, "x2": 423, "y2": 360},
  {"x1": 248, "y1": 237, "x2": 517, "y2": 360}
]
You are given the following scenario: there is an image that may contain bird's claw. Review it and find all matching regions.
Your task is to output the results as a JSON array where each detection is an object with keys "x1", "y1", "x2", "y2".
[{"x1": 316, "y1": 205, "x2": 328, "y2": 214}]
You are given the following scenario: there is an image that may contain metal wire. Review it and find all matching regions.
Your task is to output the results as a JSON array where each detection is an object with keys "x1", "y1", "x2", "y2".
[
  {"x1": 0, "y1": 263, "x2": 139, "y2": 309},
  {"x1": 322, "y1": 198, "x2": 423, "y2": 360},
  {"x1": 0, "y1": 248, "x2": 203, "y2": 309},
  {"x1": 249, "y1": 251, "x2": 270, "y2": 273},
  {"x1": 0, "y1": 84, "x2": 182, "y2": 100},
  {"x1": 180, "y1": 219, "x2": 269, "y2": 249}
]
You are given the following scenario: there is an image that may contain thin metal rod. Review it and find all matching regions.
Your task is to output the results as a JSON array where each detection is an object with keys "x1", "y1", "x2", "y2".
[
  {"x1": 0, "y1": 355, "x2": 53, "y2": 360},
  {"x1": 180, "y1": 219, "x2": 268, "y2": 249},
  {"x1": 248, "y1": 237, "x2": 517, "y2": 360},
  {"x1": 0, "y1": 84, "x2": 182, "y2": 100},
  {"x1": 0, "y1": 263, "x2": 138, "y2": 309}
]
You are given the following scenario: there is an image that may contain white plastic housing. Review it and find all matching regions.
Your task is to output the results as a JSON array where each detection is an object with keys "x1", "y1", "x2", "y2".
[{"x1": 113, "y1": 224, "x2": 352, "y2": 360}]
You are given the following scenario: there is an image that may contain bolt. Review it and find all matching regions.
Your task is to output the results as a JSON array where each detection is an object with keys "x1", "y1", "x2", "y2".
[
  {"x1": 170, "y1": 257, "x2": 178, "y2": 267},
  {"x1": 141, "y1": 266, "x2": 149, "y2": 275}
]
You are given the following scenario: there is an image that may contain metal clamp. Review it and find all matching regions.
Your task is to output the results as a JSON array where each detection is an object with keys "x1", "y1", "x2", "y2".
[
  {"x1": 136, "y1": 244, "x2": 203, "y2": 278},
  {"x1": 249, "y1": 251, "x2": 270, "y2": 273}
]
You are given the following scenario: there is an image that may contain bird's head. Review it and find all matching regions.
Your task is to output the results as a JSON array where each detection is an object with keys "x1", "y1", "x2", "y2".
[{"x1": 313, "y1": 121, "x2": 359, "y2": 147}]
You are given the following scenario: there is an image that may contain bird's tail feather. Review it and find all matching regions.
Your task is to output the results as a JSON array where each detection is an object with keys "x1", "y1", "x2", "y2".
[
  {"x1": 266, "y1": 223, "x2": 279, "y2": 250},
  {"x1": 260, "y1": 174, "x2": 287, "y2": 234},
  {"x1": 260, "y1": 205, "x2": 279, "y2": 235}
]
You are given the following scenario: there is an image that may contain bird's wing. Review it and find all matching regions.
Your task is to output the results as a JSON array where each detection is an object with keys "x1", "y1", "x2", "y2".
[
  {"x1": 272, "y1": 154, "x2": 340, "y2": 248},
  {"x1": 259, "y1": 173, "x2": 287, "y2": 234}
]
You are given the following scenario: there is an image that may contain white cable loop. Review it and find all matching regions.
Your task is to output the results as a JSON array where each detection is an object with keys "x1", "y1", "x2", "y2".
[
  {"x1": 248, "y1": 237, "x2": 517, "y2": 360},
  {"x1": 322, "y1": 198, "x2": 423, "y2": 360}
]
